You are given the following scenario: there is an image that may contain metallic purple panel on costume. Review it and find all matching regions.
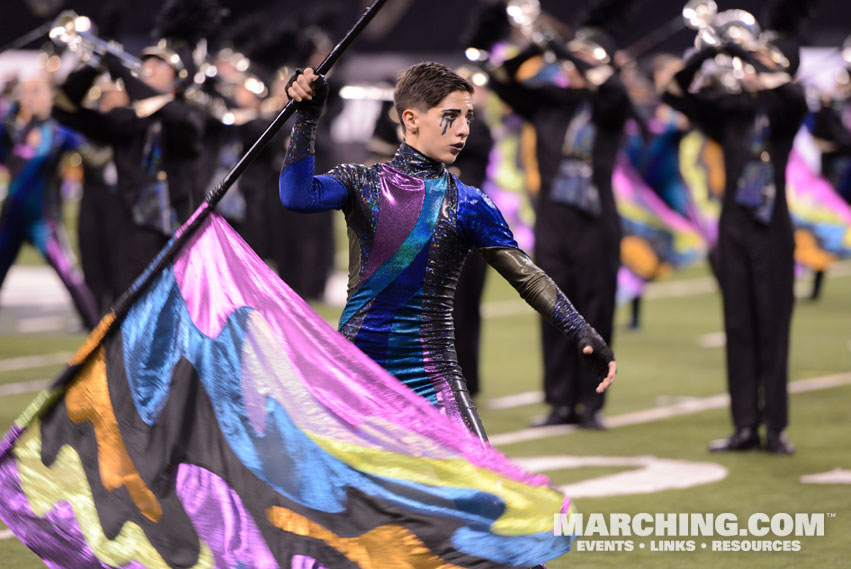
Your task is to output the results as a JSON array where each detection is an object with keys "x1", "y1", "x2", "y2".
[
  {"x1": 0, "y1": 458, "x2": 145, "y2": 569},
  {"x1": 176, "y1": 463, "x2": 279, "y2": 569},
  {"x1": 360, "y1": 166, "x2": 426, "y2": 281}
]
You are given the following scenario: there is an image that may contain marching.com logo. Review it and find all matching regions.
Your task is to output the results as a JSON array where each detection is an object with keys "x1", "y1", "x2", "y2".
[{"x1": 554, "y1": 513, "x2": 832, "y2": 552}]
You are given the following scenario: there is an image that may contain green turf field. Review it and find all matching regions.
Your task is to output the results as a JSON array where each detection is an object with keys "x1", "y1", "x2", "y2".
[{"x1": 0, "y1": 257, "x2": 848, "y2": 568}]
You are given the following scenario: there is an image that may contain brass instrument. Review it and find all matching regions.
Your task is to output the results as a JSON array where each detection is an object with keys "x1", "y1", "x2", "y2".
[
  {"x1": 463, "y1": 0, "x2": 552, "y2": 62},
  {"x1": 464, "y1": 0, "x2": 547, "y2": 62},
  {"x1": 682, "y1": 0, "x2": 717, "y2": 31},
  {"x1": 504, "y1": 0, "x2": 610, "y2": 65},
  {"x1": 684, "y1": 1, "x2": 791, "y2": 70},
  {"x1": 683, "y1": 1, "x2": 801, "y2": 92},
  {"x1": 685, "y1": 3, "x2": 760, "y2": 52},
  {"x1": 49, "y1": 10, "x2": 141, "y2": 72},
  {"x1": 505, "y1": 0, "x2": 544, "y2": 42}
]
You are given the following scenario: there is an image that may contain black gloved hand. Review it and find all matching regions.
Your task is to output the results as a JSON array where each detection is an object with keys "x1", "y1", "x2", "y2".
[
  {"x1": 576, "y1": 328, "x2": 615, "y2": 380},
  {"x1": 285, "y1": 68, "x2": 329, "y2": 118}
]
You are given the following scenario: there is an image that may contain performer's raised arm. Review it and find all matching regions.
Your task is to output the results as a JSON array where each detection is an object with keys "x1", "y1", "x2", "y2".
[{"x1": 278, "y1": 68, "x2": 349, "y2": 212}]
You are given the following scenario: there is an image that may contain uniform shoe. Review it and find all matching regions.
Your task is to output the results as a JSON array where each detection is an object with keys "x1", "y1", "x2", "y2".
[
  {"x1": 765, "y1": 430, "x2": 795, "y2": 455},
  {"x1": 530, "y1": 406, "x2": 579, "y2": 428},
  {"x1": 708, "y1": 427, "x2": 761, "y2": 452},
  {"x1": 580, "y1": 410, "x2": 607, "y2": 431}
]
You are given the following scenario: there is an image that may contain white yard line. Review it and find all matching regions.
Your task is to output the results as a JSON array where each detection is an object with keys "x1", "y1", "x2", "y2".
[
  {"x1": 800, "y1": 469, "x2": 851, "y2": 485},
  {"x1": 488, "y1": 372, "x2": 851, "y2": 447},
  {"x1": 0, "y1": 378, "x2": 51, "y2": 397},
  {"x1": 0, "y1": 352, "x2": 72, "y2": 373},
  {"x1": 16, "y1": 316, "x2": 72, "y2": 334},
  {"x1": 0, "y1": 266, "x2": 71, "y2": 308},
  {"x1": 488, "y1": 390, "x2": 544, "y2": 410}
]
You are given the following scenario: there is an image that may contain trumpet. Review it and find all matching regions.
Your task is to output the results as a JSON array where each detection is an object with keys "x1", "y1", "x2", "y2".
[
  {"x1": 505, "y1": 0, "x2": 610, "y2": 65},
  {"x1": 464, "y1": 0, "x2": 551, "y2": 63},
  {"x1": 682, "y1": 0, "x2": 718, "y2": 36},
  {"x1": 49, "y1": 10, "x2": 141, "y2": 73},
  {"x1": 505, "y1": 0, "x2": 545, "y2": 43},
  {"x1": 684, "y1": 1, "x2": 760, "y2": 51},
  {"x1": 684, "y1": 2, "x2": 791, "y2": 70}
]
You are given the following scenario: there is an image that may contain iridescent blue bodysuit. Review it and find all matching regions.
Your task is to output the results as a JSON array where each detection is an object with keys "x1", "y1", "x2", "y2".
[{"x1": 280, "y1": 110, "x2": 608, "y2": 437}]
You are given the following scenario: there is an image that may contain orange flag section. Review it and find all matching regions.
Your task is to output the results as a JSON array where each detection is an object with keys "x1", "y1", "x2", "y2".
[
  {"x1": 267, "y1": 505, "x2": 465, "y2": 569},
  {"x1": 66, "y1": 346, "x2": 163, "y2": 522}
]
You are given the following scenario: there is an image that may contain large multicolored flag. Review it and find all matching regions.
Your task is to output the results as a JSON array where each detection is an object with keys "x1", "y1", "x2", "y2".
[{"x1": 0, "y1": 208, "x2": 575, "y2": 568}]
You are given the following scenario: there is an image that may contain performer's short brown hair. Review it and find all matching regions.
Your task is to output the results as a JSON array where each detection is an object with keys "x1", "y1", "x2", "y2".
[{"x1": 394, "y1": 62, "x2": 473, "y2": 131}]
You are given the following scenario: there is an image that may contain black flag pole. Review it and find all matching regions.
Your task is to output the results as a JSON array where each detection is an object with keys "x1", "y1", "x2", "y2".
[{"x1": 5, "y1": 0, "x2": 391, "y2": 433}]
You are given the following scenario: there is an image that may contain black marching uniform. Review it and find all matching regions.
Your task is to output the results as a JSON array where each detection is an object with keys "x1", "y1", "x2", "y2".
[
  {"x1": 54, "y1": 65, "x2": 204, "y2": 293},
  {"x1": 197, "y1": 116, "x2": 247, "y2": 237},
  {"x1": 77, "y1": 142, "x2": 123, "y2": 314},
  {"x1": 489, "y1": 51, "x2": 629, "y2": 427},
  {"x1": 238, "y1": 117, "x2": 282, "y2": 260},
  {"x1": 663, "y1": 48, "x2": 808, "y2": 451}
]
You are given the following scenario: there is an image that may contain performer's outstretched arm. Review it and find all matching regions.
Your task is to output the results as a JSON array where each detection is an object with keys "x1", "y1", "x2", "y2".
[
  {"x1": 457, "y1": 182, "x2": 616, "y2": 392},
  {"x1": 481, "y1": 246, "x2": 616, "y2": 392},
  {"x1": 278, "y1": 69, "x2": 348, "y2": 212}
]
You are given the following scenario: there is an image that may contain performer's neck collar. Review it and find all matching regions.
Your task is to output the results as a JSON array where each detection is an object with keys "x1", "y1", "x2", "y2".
[{"x1": 390, "y1": 143, "x2": 447, "y2": 179}]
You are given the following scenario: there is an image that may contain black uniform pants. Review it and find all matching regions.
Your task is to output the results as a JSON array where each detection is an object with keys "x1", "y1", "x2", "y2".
[
  {"x1": 114, "y1": 211, "x2": 169, "y2": 295},
  {"x1": 268, "y1": 197, "x2": 334, "y2": 302},
  {"x1": 78, "y1": 180, "x2": 123, "y2": 314},
  {"x1": 718, "y1": 209, "x2": 794, "y2": 432},
  {"x1": 535, "y1": 206, "x2": 620, "y2": 415}
]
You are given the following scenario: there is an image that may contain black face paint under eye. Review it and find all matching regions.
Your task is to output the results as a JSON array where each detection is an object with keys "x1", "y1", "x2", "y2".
[{"x1": 439, "y1": 115, "x2": 456, "y2": 135}]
